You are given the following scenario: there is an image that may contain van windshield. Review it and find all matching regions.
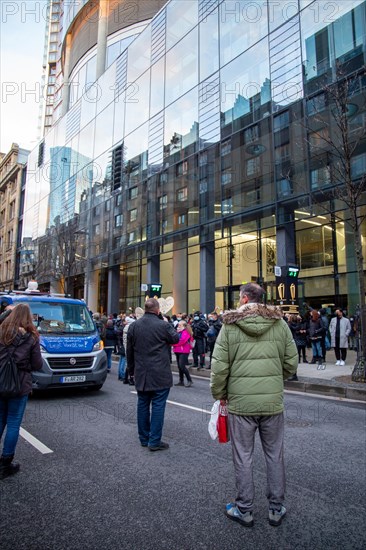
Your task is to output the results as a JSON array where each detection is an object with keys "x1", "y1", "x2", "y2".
[{"x1": 17, "y1": 301, "x2": 96, "y2": 334}]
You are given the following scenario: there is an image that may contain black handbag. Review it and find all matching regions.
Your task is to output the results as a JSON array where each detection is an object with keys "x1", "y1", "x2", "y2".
[{"x1": 0, "y1": 346, "x2": 21, "y2": 399}]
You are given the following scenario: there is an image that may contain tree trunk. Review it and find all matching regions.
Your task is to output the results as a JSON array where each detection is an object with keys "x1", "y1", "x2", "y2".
[{"x1": 350, "y1": 212, "x2": 366, "y2": 382}]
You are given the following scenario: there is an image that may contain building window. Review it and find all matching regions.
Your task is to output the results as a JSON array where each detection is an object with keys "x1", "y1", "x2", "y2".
[
  {"x1": 9, "y1": 201, "x2": 16, "y2": 220},
  {"x1": 177, "y1": 187, "x2": 187, "y2": 201},
  {"x1": 129, "y1": 187, "x2": 138, "y2": 199},
  {"x1": 94, "y1": 224, "x2": 100, "y2": 236},
  {"x1": 199, "y1": 179, "x2": 207, "y2": 194},
  {"x1": 351, "y1": 153, "x2": 366, "y2": 179},
  {"x1": 7, "y1": 229, "x2": 13, "y2": 249},
  {"x1": 275, "y1": 144, "x2": 290, "y2": 162},
  {"x1": 115, "y1": 194, "x2": 122, "y2": 206},
  {"x1": 307, "y1": 93, "x2": 326, "y2": 116},
  {"x1": 178, "y1": 214, "x2": 186, "y2": 225},
  {"x1": 199, "y1": 152, "x2": 208, "y2": 166},
  {"x1": 159, "y1": 195, "x2": 168, "y2": 210},
  {"x1": 105, "y1": 200, "x2": 111, "y2": 212},
  {"x1": 128, "y1": 231, "x2": 136, "y2": 243},
  {"x1": 222, "y1": 198, "x2": 233, "y2": 215},
  {"x1": 244, "y1": 125, "x2": 259, "y2": 144},
  {"x1": 176, "y1": 161, "x2": 188, "y2": 176},
  {"x1": 221, "y1": 169, "x2": 232, "y2": 186},
  {"x1": 129, "y1": 208, "x2": 137, "y2": 222},
  {"x1": 273, "y1": 111, "x2": 289, "y2": 132},
  {"x1": 308, "y1": 128, "x2": 329, "y2": 153},
  {"x1": 221, "y1": 140, "x2": 231, "y2": 156},
  {"x1": 246, "y1": 157, "x2": 260, "y2": 177},
  {"x1": 277, "y1": 178, "x2": 292, "y2": 198},
  {"x1": 310, "y1": 166, "x2": 331, "y2": 189},
  {"x1": 115, "y1": 214, "x2": 123, "y2": 227}
]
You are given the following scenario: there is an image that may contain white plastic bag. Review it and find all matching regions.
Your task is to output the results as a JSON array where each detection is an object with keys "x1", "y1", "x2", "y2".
[{"x1": 208, "y1": 400, "x2": 220, "y2": 440}]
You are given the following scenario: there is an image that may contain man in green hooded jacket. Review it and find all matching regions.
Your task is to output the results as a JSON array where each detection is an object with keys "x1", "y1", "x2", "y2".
[{"x1": 211, "y1": 283, "x2": 297, "y2": 528}]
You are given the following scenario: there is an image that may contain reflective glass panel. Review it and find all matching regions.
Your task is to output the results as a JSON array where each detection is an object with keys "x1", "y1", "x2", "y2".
[
  {"x1": 94, "y1": 103, "x2": 114, "y2": 158},
  {"x1": 220, "y1": 0, "x2": 268, "y2": 66},
  {"x1": 165, "y1": 28, "x2": 198, "y2": 107},
  {"x1": 150, "y1": 57, "x2": 165, "y2": 117},
  {"x1": 199, "y1": 7, "x2": 219, "y2": 81},
  {"x1": 220, "y1": 40, "x2": 271, "y2": 129},
  {"x1": 127, "y1": 27, "x2": 151, "y2": 83},
  {"x1": 164, "y1": 88, "x2": 199, "y2": 153},
  {"x1": 166, "y1": 0, "x2": 198, "y2": 49},
  {"x1": 124, "y1": 70, "x2": 150, "y2": 136},
  {"x1": 268, "y1": 0, "x2": 298, "y2": 32}
]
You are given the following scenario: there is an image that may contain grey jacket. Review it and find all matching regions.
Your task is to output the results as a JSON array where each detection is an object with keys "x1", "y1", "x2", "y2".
[{"x1": 329, "y1": 316, "x2": 351, "y2": 348}]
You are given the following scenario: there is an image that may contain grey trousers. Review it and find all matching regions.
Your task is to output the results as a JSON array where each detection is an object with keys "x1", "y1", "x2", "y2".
[{"x1": 228, "y1": 413, "x2": 285, "y2": 512}]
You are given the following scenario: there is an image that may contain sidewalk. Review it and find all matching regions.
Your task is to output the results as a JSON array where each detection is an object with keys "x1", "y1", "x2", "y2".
[{"x1": 170, "y1": 349, "x2": 366, "y2": 402}]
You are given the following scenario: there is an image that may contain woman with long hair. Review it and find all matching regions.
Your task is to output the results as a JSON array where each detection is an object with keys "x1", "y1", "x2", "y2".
[
  {"x1": 172, "y1": 320, "x2": 194, "y2": 387},
  {"x1": 0, "y1": 304, "x2": 43, "y2": 479}
]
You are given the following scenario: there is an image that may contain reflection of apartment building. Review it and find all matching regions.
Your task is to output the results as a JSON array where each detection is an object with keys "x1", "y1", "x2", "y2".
[
  {"x1": 23, "y1": 0, "x2": 366, "y2": 315},
  {"x1": 0, "y1": 144, "x2": 30, "y2": 290}
]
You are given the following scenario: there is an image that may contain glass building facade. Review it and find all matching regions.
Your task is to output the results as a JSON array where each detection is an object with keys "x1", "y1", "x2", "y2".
[{"x1": 22, "y1": 0, "x2": 366, "y2": 315}]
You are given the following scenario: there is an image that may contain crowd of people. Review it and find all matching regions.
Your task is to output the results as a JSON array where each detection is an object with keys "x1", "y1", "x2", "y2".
[
  {"x1": 284, "y1": 307, "x2": 356, "y2": 379},
  {"x1": 91, "y1": 304, "x2": 358, "y2": 386},
  {"x1": 91, "y1": 309, "x2": 223, "y2": 386}
]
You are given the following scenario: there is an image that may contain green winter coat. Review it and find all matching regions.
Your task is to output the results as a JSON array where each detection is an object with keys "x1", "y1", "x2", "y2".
[{"x1": 210, "y1": 303, "x2": 298, "y2": 416}]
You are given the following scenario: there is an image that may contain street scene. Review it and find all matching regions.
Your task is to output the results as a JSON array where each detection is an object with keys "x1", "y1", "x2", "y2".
[
  {"x1": 1, "y1": 1, "x2": 366, "y2": 549},
  {"x1": 1, "y1": 364, "x2": 365, "y2": 550}
]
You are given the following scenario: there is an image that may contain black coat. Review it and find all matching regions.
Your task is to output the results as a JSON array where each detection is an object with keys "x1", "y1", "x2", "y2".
[
  {"x1": 104, "y1": 326, "x2": 117, "y2": 348},
  {"x1": 127, "y1": 312, "x2": 179, "y2": 391},
  {"x1": 0, "y1": 332, "x2": 43, "y2": 397}
]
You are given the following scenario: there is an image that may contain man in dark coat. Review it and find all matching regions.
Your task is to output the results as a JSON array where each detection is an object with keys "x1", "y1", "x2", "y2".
[
  {"x1": 127, "y1": 298, "x2": 179, "y2": 451},
  {"x1": 191, "y1": 312, "x2": 209, "y2": 369}
]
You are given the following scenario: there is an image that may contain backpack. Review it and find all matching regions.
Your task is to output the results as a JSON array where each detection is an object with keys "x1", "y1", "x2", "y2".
[
  {"x1": 206, "y1": 325, "x2": 217, "y2": 341},
  {"x1": 0, "y1": 347, "x2": 21, "y2": 399}
]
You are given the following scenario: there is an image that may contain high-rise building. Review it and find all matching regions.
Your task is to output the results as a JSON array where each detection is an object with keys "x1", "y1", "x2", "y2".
[{"x1": 23, "y1": 0, "x2": 366, "y2": 315}]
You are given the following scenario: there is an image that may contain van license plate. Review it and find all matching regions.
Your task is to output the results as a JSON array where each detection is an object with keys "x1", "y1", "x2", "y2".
[{"x1": 60, "y1": 375, "x2": 86, "y2": 383}]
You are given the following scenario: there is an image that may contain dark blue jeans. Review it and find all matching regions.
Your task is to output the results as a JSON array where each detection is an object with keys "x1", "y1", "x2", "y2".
[
  {"x1": 0, "y1": 395, "x2": 28, "y2": 457},
  {"x1": 137, "y1": 388, "x2": 170, "y2": 448},
  {"x1": 105, "y1": 348, "x2": 113, "y2": 370}
]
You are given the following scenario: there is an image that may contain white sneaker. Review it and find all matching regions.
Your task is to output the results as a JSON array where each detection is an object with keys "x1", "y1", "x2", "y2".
[
  {"x1": 321, "y1": 364, "x2": 326, "y2": 370},
  {"x1": 340, "y1": 360, "x2": 345, "y2": 366},
  {"x1": 335, "y1": 360, "x2": 341, "y2": 366}
]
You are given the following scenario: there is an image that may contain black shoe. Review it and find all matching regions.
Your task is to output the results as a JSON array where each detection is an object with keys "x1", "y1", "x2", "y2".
[
  {"x1": 310, "y1": 359, "x2": 316, "y2": 364},
  {"x1": 287, "y1": 375, "x2": 298, "y2": 381},
  {"x1": 123, "y1": 380, "x2": 129, "y2": 384},
  {"x1": 303, "y1": 359, "x2": 308, "y2": 363},
  {"x1": 149, "y1": 442, "x2": 169, "y2": 452},
  {"x1": 0, "y1": 456, "x2": 20, "y2": 479},
  {"x1": 174, "y1": 382, "x2": 184, "y2": 386}
]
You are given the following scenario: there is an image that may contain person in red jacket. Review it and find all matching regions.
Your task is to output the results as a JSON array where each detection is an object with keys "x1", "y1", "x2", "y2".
[
  {"x1": 0, "y1": 304, "x2": 43, "y2": 479},
  {"x1": 172, "y1": 321, "x2": 194, "y2": 388}
]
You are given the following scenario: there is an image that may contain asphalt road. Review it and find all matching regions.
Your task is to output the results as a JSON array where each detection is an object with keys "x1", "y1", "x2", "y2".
[{"x1": 1, "y1": 365, "x2": 365, "y2": 550}]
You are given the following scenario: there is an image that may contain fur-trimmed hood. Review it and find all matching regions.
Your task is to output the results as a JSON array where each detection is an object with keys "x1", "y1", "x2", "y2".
[{"x1": 222, "y1": 303, "x2": 284, "y2": 337}]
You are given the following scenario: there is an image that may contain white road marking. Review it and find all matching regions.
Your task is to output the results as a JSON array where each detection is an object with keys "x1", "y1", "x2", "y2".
[
  {"x1": 130, "y1": 391, "x2": 211, "y2": 414},
  {"x1": 19, "y1": 428, "x2": 53, "y2": 454}
]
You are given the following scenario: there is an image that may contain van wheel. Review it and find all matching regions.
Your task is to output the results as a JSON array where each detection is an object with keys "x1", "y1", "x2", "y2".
[{"x1": 89, "y1": 384, "x2": 103, "y2": 391}]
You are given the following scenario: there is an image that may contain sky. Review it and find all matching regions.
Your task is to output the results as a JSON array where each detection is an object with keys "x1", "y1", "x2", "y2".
[{"x1": 0, "y1": 0, "x2": 47, "y2": 154}]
